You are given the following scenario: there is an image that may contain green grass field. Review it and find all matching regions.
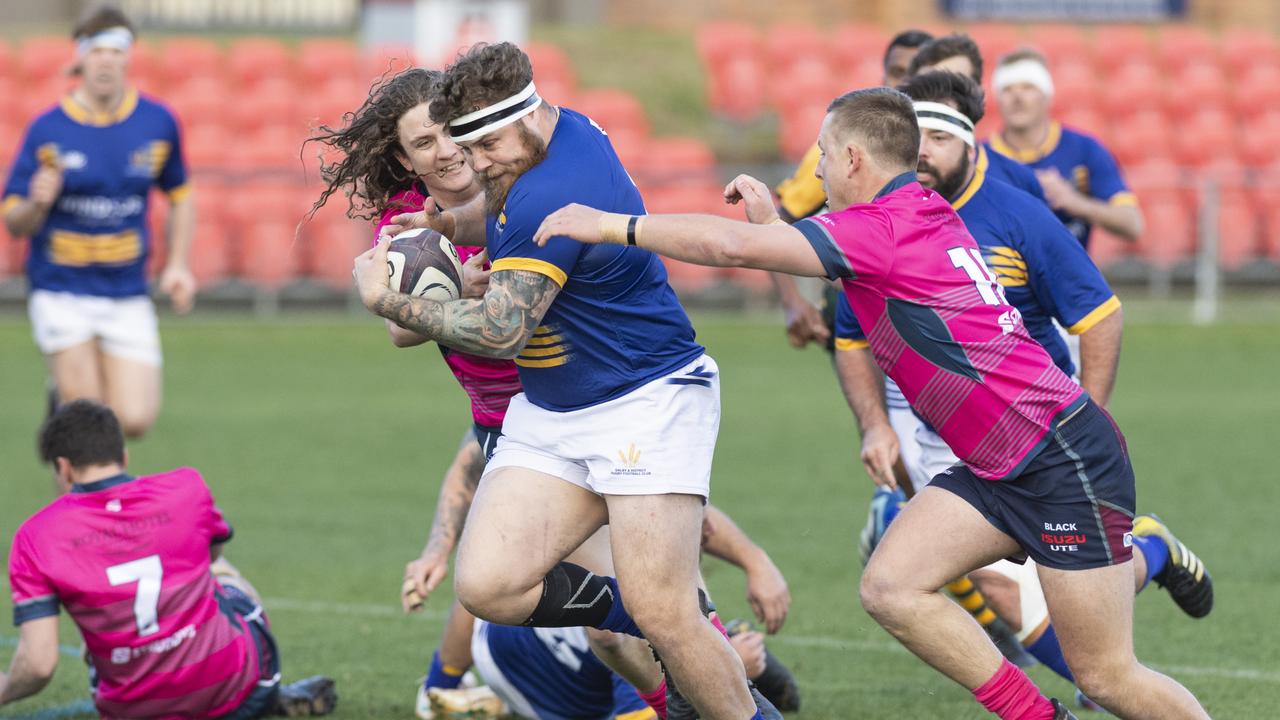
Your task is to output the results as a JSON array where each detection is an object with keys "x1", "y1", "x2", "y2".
[{"x1": 2, "y1": 311, "x2": 1278, "y2": 719}]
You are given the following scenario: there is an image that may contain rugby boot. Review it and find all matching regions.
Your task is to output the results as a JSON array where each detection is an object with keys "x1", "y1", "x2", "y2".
[
  {"x1": 1052, "y1": 697, "x2": 1081, "y2": 719},
  {"x1": 427, "y1": 686, "x2": 506, "y2": 719},
  {"x1": 858, "y1": 486, "x2": 906, "y2": 565},
  {"x1": 274, "y1": 676, "x2": 337, "y2": 716},
  {"x1": 725, "y1": 619, "x2": 801, "y2": 712},
  {"x1": 1132, "y1": 514, "x2": 1214, "y2": 618}
]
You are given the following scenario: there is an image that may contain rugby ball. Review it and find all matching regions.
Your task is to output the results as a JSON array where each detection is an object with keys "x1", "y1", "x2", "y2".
[{"x1": 386, "y1": 228, "x2": 464, "y2": 302}]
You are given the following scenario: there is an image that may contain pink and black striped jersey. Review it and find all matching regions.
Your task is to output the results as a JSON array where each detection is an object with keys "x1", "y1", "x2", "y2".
[
  {"x1": 796, "y1": 173, "x2": 1086, "y2": 480},
  {"x1": 8, "y1": 469, "x2": 260, "y2": 718}
]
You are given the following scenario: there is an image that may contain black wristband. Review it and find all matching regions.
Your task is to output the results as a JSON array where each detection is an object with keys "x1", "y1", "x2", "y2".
[{"x1": 626, "y1": 215, "x2": 638, "y2": 246}]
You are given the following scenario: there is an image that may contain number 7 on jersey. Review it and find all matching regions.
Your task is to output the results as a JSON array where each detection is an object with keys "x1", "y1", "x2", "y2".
[{"x1": 107, "y1": 555, "x2": 164, "y2": 637}]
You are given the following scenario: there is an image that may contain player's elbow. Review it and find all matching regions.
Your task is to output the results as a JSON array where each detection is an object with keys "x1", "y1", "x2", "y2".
[
  {"x1": 1114, "y1": 207, "x2": 1143, "y2": 241},
  {"x1": 714, "y1": 229, "x2": 758, "y2": 268}
]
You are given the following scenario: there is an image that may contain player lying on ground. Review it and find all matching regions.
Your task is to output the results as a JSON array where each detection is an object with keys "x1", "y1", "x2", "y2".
[
  {"x1": 352, "y1": 42, "x2": 778, "y2": 719},
  {"x1": 2, "y1": 400, "x2": 336, "y2": 718},
  {"x1": 531, "y1": 87, "x2": 1211, "y2": 720},
  {"x1": 426, "y1": 523, "x2": 799, "y2": 720}
]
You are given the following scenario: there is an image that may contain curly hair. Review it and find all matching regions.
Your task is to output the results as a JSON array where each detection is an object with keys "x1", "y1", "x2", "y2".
[
  {"x1": 306, "y1": 68, "x2": 442, "y2": 222},
  {"x1": 897, "y1": 70, "x2": 986, "y2": 125},
  {"x1": 430, "y1": 42, "x2": 534, "y2": 125},
  {"x1": 908, "y1": 33, "x2": 984, "y2": 83}
]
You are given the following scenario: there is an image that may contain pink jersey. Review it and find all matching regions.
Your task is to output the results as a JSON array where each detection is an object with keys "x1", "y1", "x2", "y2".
[
  {"x1": 377, "y1": 188, "x2": 522, "y2": 427},
  {"x1": 8, "y1": 469, "x2": 260, "y2": 718},
  {"x1": 796, "y1": 173, "x2": 1086, "y2": 480}
]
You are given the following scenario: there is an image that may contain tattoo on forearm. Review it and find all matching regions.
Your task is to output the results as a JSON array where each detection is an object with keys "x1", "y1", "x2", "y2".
[
  {"x1": 372, "y1": 269, "x2": 559, "y2": 358},
  {"x1": 423, "y1": 445, "x2": 484, "y2": 556}
]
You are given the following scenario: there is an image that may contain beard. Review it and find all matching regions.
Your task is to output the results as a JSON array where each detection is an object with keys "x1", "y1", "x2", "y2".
[
  {"x1": 917, "y1": 150, "x2": 972, "y2": 201},
  {"x1": 482, "y1": 123, "x2": 548, "y2": 217}
]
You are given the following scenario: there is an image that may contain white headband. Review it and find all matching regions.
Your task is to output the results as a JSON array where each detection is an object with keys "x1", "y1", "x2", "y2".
[
  {"x1": 76, "y1": 26, "x2": 134, "y2": 58},
  {"x1": 993, "y1": 60, "x2": 1054, "y2": 97},
  {"x1": 448, "y1": 82, "x2": 543, "y2": 143},
  {"x1": 914, "y1": 101, "x2": 976, "y2": 147}
]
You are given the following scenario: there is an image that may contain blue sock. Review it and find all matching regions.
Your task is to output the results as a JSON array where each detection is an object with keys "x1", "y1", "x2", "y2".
[
  {"x1": 1026, "y1": 625, "x2": 1074, "y2": 683},
  {"x1": 424, "y1": 650, "x2": 465, "y2": 690},
  {"x1": 1132, "y1": 534, "x2": 1169, "y2": 591},
  {"x1": 598, "y1": 576, "x2": 644, "y2": 638},
  {"x1": 748, "y1": 711, "x2": 765, "y2": 720}
]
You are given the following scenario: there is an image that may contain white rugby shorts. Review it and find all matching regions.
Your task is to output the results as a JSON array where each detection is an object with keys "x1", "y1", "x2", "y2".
[
  {"x1": 28, "y1": 289, "x2": 162, "y2": 366},
  {"x1": 483, "y1": 354, "x2": 720, "y2": 497},
  {"x1": 911, "y1": 424, "x2": 1049, "y2": 642}
]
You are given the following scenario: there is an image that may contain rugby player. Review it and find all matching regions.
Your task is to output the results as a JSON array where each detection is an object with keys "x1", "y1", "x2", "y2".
[
  {"x1": 2, "y1": 400, "x2": 335, "y2": 718},
  {"x1": 2, "y1": 3, "x2": 196, "y2": 438},
  {"x1": 988, "y1": 48, "x2": 1143, "y2": 248},
  {"x1": 846, "y1": 71, "x2": 1212, "y2": 711},
  {"x1": 532, "y1": 87, "x2": 1211, "y2": 720},
  {"x1": 350, "y1": 43, "x2": 775, "y2": 719}
]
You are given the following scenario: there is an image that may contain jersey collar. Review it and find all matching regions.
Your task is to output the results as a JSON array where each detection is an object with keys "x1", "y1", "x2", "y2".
[
  {"x1": 60, "y1": 87, "x2": 139, "y2": 127},
  {"x1": 874, "y1": 171, "x2": 919, "y2": 199},
  {"x1": 71, "y1": 473, "x2": 136, "y2": 494},
  {"x1": 990, "y1": 121, "x2": 1061, "y2": 163},
  {"x1": 950, "y1": 153, "x2": 988, "y2": 211}
]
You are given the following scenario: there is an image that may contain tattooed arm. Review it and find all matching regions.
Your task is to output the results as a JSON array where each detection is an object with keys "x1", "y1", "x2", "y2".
[
  {"x1": 402, "y1": 435, "x2": 488, "y2": 612},
  {"x1": 355, "y1": 240, "x2": 559, "y2": 359}
]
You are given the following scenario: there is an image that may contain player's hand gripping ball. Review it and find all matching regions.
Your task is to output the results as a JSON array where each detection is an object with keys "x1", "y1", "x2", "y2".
[{"x1": 386, "y1": 228, "x2": 464, "y2": 301}]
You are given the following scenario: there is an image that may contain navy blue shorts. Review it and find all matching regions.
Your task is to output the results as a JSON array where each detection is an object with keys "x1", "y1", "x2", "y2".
[
  {"x1": 474, "y1": 422, "x2": 502, "y2": 461},
  {"x1": 213, "y1": 585, "x2": 282, "y2": 720},
  {"x1": 930, "y1": 399, "x2": 1136, "y2": 571}
]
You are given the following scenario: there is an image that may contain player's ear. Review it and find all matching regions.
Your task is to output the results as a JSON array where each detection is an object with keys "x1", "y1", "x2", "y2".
[
  {"x1": 845, "y1": 142, "x2": 862, "y2": 178},
  {"x1": 52, "y1": 457, "x2": 74, "y2": 493}
]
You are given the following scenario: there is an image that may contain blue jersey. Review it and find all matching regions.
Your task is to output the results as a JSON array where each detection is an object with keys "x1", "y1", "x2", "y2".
[
  {"x1": 472, "y1": 621, "x2": 653, "y2": 720},
  {"x1": 3, "y1": 89, "x2": 188, "y2": 298},
  {"x1": 835, "y1": 167, "x2": 1119, "y2": 377},
  {"x1": 986, "y1": 122, "x2": 1136, "y2": 249},
  {"x1": 487, "y1": 108, "x2": 703, "y2": 411},
  {"x1": 979, "y1": 145, "x2": 1044, "y2": 204}
]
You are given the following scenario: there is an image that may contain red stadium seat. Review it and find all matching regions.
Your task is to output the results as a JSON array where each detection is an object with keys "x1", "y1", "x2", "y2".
[
  {"x1": 128, "y1": 41, "x2": 161, "y2": 95},
  {"x1": 1239, "y1": 116, "x2": 1280, "y2": 168},
  {"x1": 166, "y1": 78, "x2": 231, "y2": 132},
  {"x1": 1161, "y1": 64, "x2": 1227, "y2": 119},
  {"x1": 183, "y1": 180, "x2": 234, "y2": 286},
  {"x1": 1213, "y1": 191, "x2": 1261, "y2": 270},
  {"x1": 1056, "y1": 107, "x2": 1105, "y2": 138},
  {"x1": 830, "y1": 24, "x2": 889, "y2": 73},
  {"x1": 228, "y1": 38, "x2": 295, "y2": 87},
  {"x1": 1049, "y1": 60, "x2": 1098, "y2": 116},
  {"x1": 1090, "y1": 26, "x2": 1154, "y2": 74},
  {"x1": 18, "y1": 36, "x2": 72, "y2": 85},
  {"x1": 697, "y1": 22, "x2": 759, "y2": 66},
  {"x1": 1126, "y1": 157, "x2": 1190, "y2": 206},
  {"x1": 0, "y1": 40, "x2": 14, "y2": 81},
  {"x1": 228, "y1": 126, "x2": 310, "y2": 175},
  {"x1": 1220, "y1": 29, "x2": 1280, "y2": 77},
  {"x1": 769, "y1": 56, "x2": 836, "y2": 113},
  {"x1": 298, "y1": 39, "x2": 360, "y2": 88},
  {"x1": 573, "y1": 89, "x2": 649, "y2": 138},
  {"x1": 525, "y1": 42, "x2": 576, "y2": 92},
  {"x1": 229, "y1": 78, "x2": 304, "y2": 134},
  {"x1": 1226, "y1": 65, "x2": 1280, "y2": 121},
  {"x1": 764, "y1": 24, "x2": 827, "y2": 72},
  {"x1": 1108, "y1": 111, "x2": 1172, "y2": 167},
  {"x1": 183, "y1": 124, "x2": 232, "y2": 172},
  {"x1": 1096, "y1": 63, "x2": 1163, "y2": 120},
  {"x1": 301, "y1": 78, "x2": 366, "y2": 132},
  {"x1": 1171, "y1": 109, "x2": 1237, "y2": 168},
  {"x1": 1134, "y1": 198, "x2": 1195, "y2": 268},
  {"x1": 966, "y1": 24, "x2": 1024, "y2": 75},
  {"x1": 632, "y1": 137, "x2": 716, "y2": 186},
  {"x1": 1088, "y1": 229, "x2": 1132, "y2": 269},
  {"x1": 363, "y1": 44, "x2": 418, "y2": 85},
  {"x1": 778, "y1": 102, "x2": 828, "y2": 160},
  {"x1": 228, "y1": 181, "x2": 309, "y2": 286},
  {"x1": 160, "y1": 38, "x2": 223, "y2": 89},
  {"x1": 299, "y1": 195, "x2": 367, "y2": 290},
  {"x1": 19, "y1": 78, "x2": 70, "y2": 125},
  {"x1": 1026, "y1": 25, "x2": 1089, "y2": 66},
  {"x1": 1156, "y1": 25, "x2": 1219, "y2": 76},
  {"x1": 607, "y1": 127, "x2": 647, "y2": 172},
  {"x1": 705, "y1": 55, "x2": 767, "y2": 119}
]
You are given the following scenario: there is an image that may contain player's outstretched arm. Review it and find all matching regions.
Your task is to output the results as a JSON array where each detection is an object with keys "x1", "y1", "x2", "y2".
[
  {"x1": 403, "y1": 436, "x2": 486, "y2": 612},
  {"x1": 702, "y1": 505, "x2": 791, "y2": 634},
  {"x1": 0, "y1": 616, "x2": 59, "y2": 706},
  {"x1": 354, "y1": 239, "x2": 558, "y2": 358},
  {"x1": 532, "y1": 183, "x2": 828, "y2": 278}
]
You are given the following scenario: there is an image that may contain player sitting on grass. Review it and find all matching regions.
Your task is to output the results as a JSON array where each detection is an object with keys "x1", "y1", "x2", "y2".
[{"x1": 2, "y1": 400, "x2": 337, "y2": 718}]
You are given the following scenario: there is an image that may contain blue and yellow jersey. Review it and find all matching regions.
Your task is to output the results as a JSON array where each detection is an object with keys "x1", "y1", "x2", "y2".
[
  {"x1": 835, "y1": 167, "x2": 1118, "y2": 377},
  {"x1": 979, "y1": 144, "x2": 1045, "y2": 204},
  {"x1": 474, "y1": 622, "x2": 654, "y2": 720},
  {"x1": 986, "y1": 122, "x2": 1136, "y2": 249},
  {"x1": 774, "y1": 143, "x2": 827, "y2": 222},
  {"x1": 488, "y1": 108, "x2": 703, "y2": 411},
  {"x1": 3, "y1": 88, "x2": 188, "y2": 298}
]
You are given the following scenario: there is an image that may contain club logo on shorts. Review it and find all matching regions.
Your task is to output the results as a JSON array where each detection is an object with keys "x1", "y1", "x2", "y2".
[
  {"x1": 612, "y1": 443, "x2": 651, "y2": 477},
  {"x1": 1123, "y1": 532, "x2": 1133, "y2": 548},
  {"x1": 1042, "y1": 522, "x2": 1086, "y2": 552}
]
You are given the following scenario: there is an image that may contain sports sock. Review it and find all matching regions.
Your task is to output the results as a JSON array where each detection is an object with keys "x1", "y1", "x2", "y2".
[
  {"x1": 638, "y1": 679, "x2": 667, "y2": 719},
  {"x1": 1132, "y1": 533, "x2": 1169, "y2": 591},
  {"x1": 947, "y1": 577, "x2": 1000, "y2": 629},
  {"x1": 1025, "y1": 625, "x2": 1074, "y2": 683},
  {"x1": 424, "y1": 650, "x2": 465, "y2": 690},
  {"x1": 522, "y1": 563, "x2": 643, "y2": 637},
  {"x1": 972, "y1": 658, "x2": 1056, "y2": 720}
]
